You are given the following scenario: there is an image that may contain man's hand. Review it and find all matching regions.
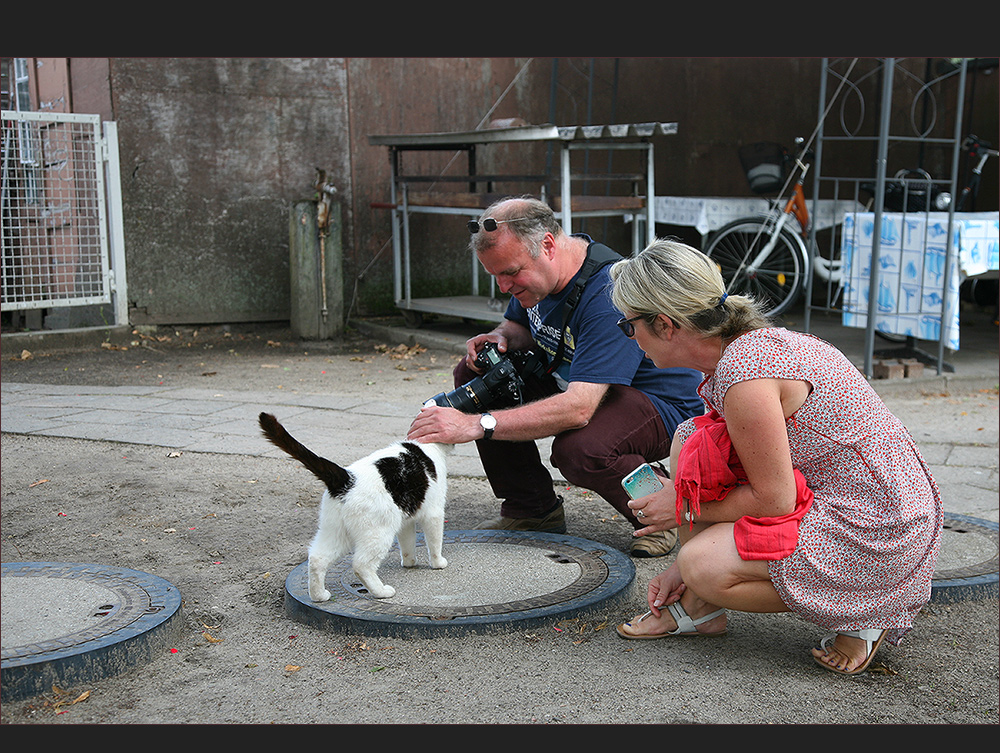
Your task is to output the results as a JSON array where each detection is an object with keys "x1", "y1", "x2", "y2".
[
  {"x1": 465, "y1": 333, "x2": 505, "y2": 372},
  {"x1": 465, "y1": 320, "x2": 534, "y2": 371},
  {"x1": 407, "y1": 403, "x2": 482, "y2": 445}
]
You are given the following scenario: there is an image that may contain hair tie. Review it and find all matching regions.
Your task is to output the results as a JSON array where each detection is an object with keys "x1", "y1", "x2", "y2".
[{"x1": 716, "y1": 293, "x2": 728, "y2": 309}]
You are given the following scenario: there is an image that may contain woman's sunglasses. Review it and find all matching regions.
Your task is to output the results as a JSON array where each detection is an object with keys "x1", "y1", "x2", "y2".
[
  {"x1": 467, "y1": 217, "x2": 527, "y2": 234},
  {"x1": 617, "y1": 313, "x2": 676, "y2": 338},
  {"x1": 616, "y1": 314, "x2": 646, "y2": 338}
]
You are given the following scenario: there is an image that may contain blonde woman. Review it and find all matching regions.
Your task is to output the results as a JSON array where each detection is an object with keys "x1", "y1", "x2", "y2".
[{"x1": 608, "y1": 239, "x2": 942, "y2": 675}]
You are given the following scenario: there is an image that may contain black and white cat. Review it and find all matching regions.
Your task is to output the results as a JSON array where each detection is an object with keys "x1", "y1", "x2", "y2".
[{"x1": 258, "y1": 412, "x2": 450, "y2": 600}]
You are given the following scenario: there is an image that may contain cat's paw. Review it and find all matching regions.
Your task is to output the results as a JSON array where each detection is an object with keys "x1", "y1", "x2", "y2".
[
  {"x1": 369, "y1": 584, "x2": 395, "y2": 599},
  {"x1": 430, "y1": 556, "x2": 448, "y2": 569},
  {"x1": 309, "y1": 588, "x2": 332, "y2": 603},
  {"x1": 401, "y1": 554, "x2": 418, "y2": 568}
]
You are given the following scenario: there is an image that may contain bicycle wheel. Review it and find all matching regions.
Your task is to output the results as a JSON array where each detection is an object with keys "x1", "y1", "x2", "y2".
[{"x1": 703, "y1": 218, "x2": 808, "y2": 317}]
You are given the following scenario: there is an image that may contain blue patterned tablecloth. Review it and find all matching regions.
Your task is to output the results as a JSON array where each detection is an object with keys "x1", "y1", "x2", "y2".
[{"x1": 841, "y1": 212, "x2": 999, "y2": 349}]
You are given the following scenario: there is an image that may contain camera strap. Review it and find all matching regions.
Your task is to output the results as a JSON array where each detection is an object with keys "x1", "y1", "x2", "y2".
[{"x1": 546, "y1": 241, "x2": 622, "y2": 375}]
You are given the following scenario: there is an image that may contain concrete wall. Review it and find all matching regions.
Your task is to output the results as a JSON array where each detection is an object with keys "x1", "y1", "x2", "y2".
[
  {"x1": 108, "y1": 58, "x2": 352, "y2": 324},
  {"x1": 35, "y1": 57, "x2": 997, "y2": 327}
]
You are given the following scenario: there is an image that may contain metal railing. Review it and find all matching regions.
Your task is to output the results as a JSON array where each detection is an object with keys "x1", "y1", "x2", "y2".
[{"x1": 2, "y1": 110, "x2": 127, "y2": 326}]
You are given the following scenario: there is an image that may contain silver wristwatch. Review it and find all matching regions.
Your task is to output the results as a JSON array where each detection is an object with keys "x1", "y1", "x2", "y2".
[{"x1": 480, "y1": 413, "x2": 496, "y2": 440}]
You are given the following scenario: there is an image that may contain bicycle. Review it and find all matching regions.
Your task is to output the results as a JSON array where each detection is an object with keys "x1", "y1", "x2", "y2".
[
  {"x1": 956, "y1": 134, "x2": 999, "y2": 212},
  {"x1": 704, "y1": 135, "x2": 997, "y2": 318},
  {"x1": 701, "y1": 138, "x2": 840, "y2": 317}
]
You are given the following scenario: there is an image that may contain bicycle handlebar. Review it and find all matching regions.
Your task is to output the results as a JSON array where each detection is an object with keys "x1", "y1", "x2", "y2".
[{"x1": 963, "y1": 134, "x2": 998, "y2": 158}]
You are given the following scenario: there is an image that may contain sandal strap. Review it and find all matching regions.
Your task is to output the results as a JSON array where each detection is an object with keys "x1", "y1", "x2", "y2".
[
  {"x1": 815, "y1": 629, "x2": 888, "y2": 674},
  {"x1": 666, "y1": 602, "x2": 726, "y2": 635},
  {"x1": 843, "y1": 628, "x2": 884, "y2": 643},
  {"x1": 818, "y1": 629, "x2": 884, "y2": 652}
]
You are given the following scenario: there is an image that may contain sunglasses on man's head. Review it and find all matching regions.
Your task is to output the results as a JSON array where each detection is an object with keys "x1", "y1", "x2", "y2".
[{"x1": 467, "y1": 217, "x2": 527, "y2": 234}]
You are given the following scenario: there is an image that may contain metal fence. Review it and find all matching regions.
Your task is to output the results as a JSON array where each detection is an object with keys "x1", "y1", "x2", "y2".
[{"x1": 1, "y1": 110, "x2": 127, "y2": 326}]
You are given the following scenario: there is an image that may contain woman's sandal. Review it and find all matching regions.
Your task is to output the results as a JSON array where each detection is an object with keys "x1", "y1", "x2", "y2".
[
  {"x1": 813, "y1": 629, "x2": 887, "y2": 675},
  {"x1": 616, "y1": 602, "x2": 727, "y2": 640}
]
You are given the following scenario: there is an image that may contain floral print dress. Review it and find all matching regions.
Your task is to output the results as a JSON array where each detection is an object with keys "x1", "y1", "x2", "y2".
[{"x1": 681, "y1": 327, "x2": 943, "y2": 644}]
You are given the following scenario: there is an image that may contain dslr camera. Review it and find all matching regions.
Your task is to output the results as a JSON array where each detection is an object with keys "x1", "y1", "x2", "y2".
[{"x1": 427, "y1": 342, "x2": 550, "y2": 413}]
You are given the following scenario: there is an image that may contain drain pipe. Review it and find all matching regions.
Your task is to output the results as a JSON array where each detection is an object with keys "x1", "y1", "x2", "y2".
[{"x1": 314, "y1": 170, "x2": 337, "y2": 322}]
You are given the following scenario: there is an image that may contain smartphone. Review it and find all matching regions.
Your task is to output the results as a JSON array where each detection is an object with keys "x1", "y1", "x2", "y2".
[{"x1": 621, "y1": 463, "x2": 664, "y2": 500}]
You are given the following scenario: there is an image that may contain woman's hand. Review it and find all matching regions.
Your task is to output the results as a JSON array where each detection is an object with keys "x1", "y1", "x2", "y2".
[
  {"x1": 628, "y1": 482, "x2": 679, "y2": 536},
  {"x1": 647, "y1": 564, "x2": 685, "y2": 616}
]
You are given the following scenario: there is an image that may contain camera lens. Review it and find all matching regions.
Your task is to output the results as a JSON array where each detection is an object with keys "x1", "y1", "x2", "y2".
[
  {"x1": 426, "y1": 346, "x2": 523, "y2": 413},
  {"x1": 428, "y1": 374, "x2": 499, "y2": 413}
]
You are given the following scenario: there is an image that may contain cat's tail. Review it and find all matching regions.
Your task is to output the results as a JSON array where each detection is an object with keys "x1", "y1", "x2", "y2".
[{"x1": 258, "y1": 412, "x2": 353, "y2": 496}]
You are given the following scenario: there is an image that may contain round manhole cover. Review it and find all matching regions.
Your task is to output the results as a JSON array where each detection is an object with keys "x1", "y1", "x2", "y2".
[
  {"x1": 285, "y1": 530, "x2": 636, "y2": 636},
  {"x1": 1, "y1": 562, "x2": 182, "y2": 702},
  {"x1": 931, "y1": 513, "x2": 999, "y2": 603}
]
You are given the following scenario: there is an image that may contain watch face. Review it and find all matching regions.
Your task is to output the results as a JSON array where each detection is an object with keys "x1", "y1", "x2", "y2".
[{"x1": 481, "y1": 414, "x2": 497, "y2": 429}]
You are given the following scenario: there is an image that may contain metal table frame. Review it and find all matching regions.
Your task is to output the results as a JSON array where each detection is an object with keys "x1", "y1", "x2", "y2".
[{"x1": 369, "y1": 123, "x2": 676, "y2": 324}]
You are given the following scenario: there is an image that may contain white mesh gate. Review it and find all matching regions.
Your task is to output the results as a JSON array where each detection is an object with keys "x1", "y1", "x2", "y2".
[{"x1": 1, "y1": 110, "x2": 127, "y2": 326}]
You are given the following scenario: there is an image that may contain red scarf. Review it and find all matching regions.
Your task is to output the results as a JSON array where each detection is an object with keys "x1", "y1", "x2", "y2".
[{"x1": 674, "y1": 410, "x2": 813, "y2": 561}]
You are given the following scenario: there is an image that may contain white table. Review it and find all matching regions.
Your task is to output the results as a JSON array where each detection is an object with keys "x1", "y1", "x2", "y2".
[{"x1": 653, "y1": 195, "x2": 865, "y2": 240}]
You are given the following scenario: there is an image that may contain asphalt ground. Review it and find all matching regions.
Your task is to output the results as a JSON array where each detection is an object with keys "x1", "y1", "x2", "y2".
[{"x1": 0, "y1": 301, "x2": 997, "y2": 724}]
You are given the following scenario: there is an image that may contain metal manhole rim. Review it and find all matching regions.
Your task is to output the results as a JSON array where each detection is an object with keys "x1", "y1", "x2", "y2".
[
  {"x1": 284, "y1": 529, "x2": 636, "y2": 632},
  {"x1": 932, "y1": 512, "x2": 999, "y2": 591},
  {"x1": 0, "y1": 561, "x2": 183, "y2": 703},
  {"x1": 1, "y1": 562, "x2": 182, "y2": 664}
]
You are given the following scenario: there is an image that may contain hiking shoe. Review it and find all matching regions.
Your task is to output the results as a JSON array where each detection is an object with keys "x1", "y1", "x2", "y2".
[
  {"x1": 630, "y1": 530, "x2": 677, "y2": 558},
  {"x1": 474, "y1": 499, "x2": 567, "y2": 534}
]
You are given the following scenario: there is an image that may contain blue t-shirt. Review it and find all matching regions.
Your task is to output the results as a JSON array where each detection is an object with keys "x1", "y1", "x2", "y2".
[{"x1": 503, "y1": 237, "x2": 703, "y2": 435}]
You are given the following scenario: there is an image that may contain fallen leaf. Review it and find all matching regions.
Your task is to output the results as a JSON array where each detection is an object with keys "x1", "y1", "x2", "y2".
[
  {"x1": 50, "y1": 687, "x2": 90, "y2": 711},
  {"x1": 868, "y1": 662, "x2": 897, "y2": 675},
  {"x1": 202, "y1": 631, "x2": 224, "y2": 643},
  {"x1": 285, "y1": 665, "x2": 302, "y2": 672},
  {"x1": 29, "y1": 479, "x2": 50, "y2": 488}
]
